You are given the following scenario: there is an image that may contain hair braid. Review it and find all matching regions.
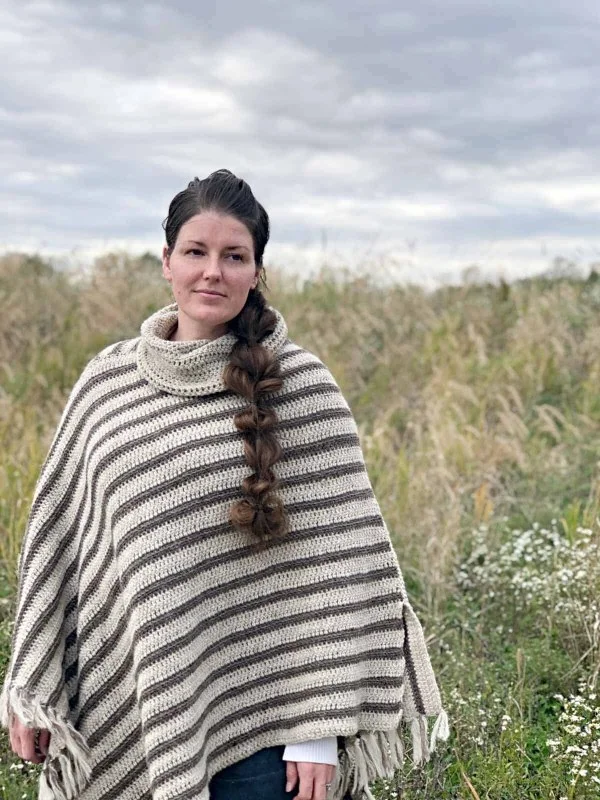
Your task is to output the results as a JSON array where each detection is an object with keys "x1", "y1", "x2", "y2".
[
  {"x1": 163, "y1": 169, "x2": 289, "y2": 549},
  {"x1": 223, "y1": 287, "x2": 289, "y2": 551}
]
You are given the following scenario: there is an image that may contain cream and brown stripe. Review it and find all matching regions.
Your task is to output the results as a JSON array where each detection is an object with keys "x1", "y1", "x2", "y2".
[{"x1": 1, "y1": 302, "x2": 448, "y2": 800}]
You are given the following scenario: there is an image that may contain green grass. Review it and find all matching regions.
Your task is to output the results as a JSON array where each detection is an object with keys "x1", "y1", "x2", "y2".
[{"x1": 2, "y1": 253, "x2": 600, "y2": 797}]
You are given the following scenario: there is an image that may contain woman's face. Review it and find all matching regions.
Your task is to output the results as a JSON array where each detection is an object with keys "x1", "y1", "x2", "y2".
[{"x1": 162, "y1": 211, "x2": 260, "y2": 341}]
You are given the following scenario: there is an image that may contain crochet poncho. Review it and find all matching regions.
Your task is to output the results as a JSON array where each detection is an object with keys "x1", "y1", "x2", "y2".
[{"x1": 1, "y1": 302, "x2": 448, "y2": 800}]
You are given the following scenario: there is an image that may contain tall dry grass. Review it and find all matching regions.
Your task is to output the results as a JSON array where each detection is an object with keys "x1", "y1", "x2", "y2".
[{"x1": 3, "y1": 253, "x2": 600, "y2": 602}]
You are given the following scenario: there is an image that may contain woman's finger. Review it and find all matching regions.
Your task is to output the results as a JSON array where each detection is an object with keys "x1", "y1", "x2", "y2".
[
  {"x1": 22, "y1": 726, "x2": 44, "y2": 764},
  {"x1": 328, "y1": 764, "x2": 335, "y2": 784},
  {"x1": 295, "y1": 764, "x2": 314, "y2": 800},
  {"x1": 8, "y1": 717, "x2": 19, "y2": 754},
  {"x1": 39, "y1": 728, "x2": 51, "y2": 756},
  {"x1": 295, "y1": 762, "x2": 332, "y2": 800},
  {"x1": 313, "y1": 762, "x2": 332, "y2": 800}
]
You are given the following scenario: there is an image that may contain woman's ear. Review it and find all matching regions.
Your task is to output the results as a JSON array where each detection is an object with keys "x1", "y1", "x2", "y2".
[{"x1": 162, "y1": 245, "x2": 171, "y2": 283}]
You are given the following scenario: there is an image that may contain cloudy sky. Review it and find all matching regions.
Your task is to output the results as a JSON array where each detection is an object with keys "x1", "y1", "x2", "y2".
[{"x1": 2, "y1": 0, "x2": 599, "y2": 287}]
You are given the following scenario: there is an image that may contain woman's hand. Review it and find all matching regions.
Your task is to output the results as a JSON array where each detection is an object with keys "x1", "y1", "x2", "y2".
[
  {"x1": 285, "y1": 759, "x2": 336, "y2": 800},
  {"x1": 8, "y1": 715, "x2": 50, "y2": 763}
]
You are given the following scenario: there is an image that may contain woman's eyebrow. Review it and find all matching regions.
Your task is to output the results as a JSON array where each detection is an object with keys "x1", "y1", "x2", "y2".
[{"x1": 185, "y1": 240, "x2": 249, "y2": 251}]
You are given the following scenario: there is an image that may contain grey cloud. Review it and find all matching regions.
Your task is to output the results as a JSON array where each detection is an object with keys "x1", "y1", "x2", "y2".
[{"x1": 0, "y1": 0, "x2": 599, "y2": 282}]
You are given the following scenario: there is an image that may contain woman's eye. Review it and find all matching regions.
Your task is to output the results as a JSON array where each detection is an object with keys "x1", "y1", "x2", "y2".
[{"x1": 186, "y1": 250, "x2": 242, "y2": 261}]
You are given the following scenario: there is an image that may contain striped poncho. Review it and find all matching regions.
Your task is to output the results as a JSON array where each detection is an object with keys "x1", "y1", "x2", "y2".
[{"x1": 1, "y1": 302, "x2": 448, "y2": 800}]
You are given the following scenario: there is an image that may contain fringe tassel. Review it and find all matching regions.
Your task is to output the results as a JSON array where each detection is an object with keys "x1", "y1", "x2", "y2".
[
  {"x1": 38, "y1": 772, "x2": 55, "y2": 800},
  {"x1": 332, "y1": 710, "x2": 450, "y2": 799},
  {"x1": 430, "y1": 708, "x2": 450, "y2": 753},
  {"x1": 410, "y1": 716, "x2": 429, "y2": 765},
  {"x1": 330, "y1": 738, "x2": 351, "y2": 799},
  {"x1": 332, "y1": 728, "x2": 404, "y2": 800},
  {"x1": 1, "y1": 684, "x2": 92, "y2": 800}
]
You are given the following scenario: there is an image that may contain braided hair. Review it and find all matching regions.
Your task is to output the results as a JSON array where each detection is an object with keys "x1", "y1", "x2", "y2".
[{"x1": 162, "y1": 169, "x2": 289, "y2": 551}]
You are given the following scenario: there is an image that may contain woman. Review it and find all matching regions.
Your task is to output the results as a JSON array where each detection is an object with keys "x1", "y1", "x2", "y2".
[{"x1": 2, "y1": 169, "x2": 448, "y2": 800}]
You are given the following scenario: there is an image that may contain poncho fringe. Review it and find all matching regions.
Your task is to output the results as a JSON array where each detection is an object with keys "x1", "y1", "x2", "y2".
[
  {"x1": 1, "y1": 302, "x2": 449, "y2": 800},
  {"x1": 330, "y1": 708, "x2": 449, "y2": 800},
  {"x1": 1, "y1": 684, "x2": 92, "y2": 799}
]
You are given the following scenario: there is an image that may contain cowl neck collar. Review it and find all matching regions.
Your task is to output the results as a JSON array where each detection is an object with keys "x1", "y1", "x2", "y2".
[{"x1": 136, "y1": 301, "x2": 289, "y2": 396}]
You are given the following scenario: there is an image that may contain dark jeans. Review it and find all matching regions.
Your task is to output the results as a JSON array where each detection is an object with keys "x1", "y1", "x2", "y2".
[{"x1": 208, "y1": 743, "x2": 353, "y2": 800}]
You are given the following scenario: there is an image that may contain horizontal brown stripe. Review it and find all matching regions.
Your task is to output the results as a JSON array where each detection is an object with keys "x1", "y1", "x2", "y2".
[
  {"x1": 131, "y1": 540, "x2": 394, "y2": 648},
  {"x1": 87, "y1": 693, "x2": 137, "y2": 749},
  {"x1": 67, "y1": 513, "x2": 385, "y2": 707},
  {"x1": 114, "y1": 453, "x2": 366, "y2": 561},
  {"x1": 151, "y1": 672, "x2": 403, "y2": 764},
  {"x1": 75, "y1": 645, "x2": 135, "y2": 728},
  {"x1": 72, "y1": 557, "x2": 397, "y2": 723},
  {"x1": 90, "y1": 723, "x2": 147, "y2": 789},
  {"x1": 102, "y1": 761, "x2": 150, "y2": 800},
  {"x1": 139, "y1": 604, "x2": 402, "y2": 706},
  {"x1": 118, "y1": 461, "x2": 367, "y2": 587},
  {"x1": 148, "y1": 650, "x2": 403, "y2": 738},
  {"x1": 91, "y1": 720, "x2": 143, "y2": 778},
  {"x1": 75, "y1": 450, "x2": 369, "y2": 641}
]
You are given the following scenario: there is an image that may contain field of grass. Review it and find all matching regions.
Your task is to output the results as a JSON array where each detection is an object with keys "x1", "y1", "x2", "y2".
[{"x1": 1, "y1": 251, "x2": 599, "y2": 798}]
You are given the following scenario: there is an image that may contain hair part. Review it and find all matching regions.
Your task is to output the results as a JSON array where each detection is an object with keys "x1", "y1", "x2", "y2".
[{"x1": 163, "y1": 169, "x2": 289, "y2": 551}]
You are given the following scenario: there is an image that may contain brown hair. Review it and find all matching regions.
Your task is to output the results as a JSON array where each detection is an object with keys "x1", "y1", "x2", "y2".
[{"x1": 162, "y1": 169, "x2": 289, "y2": 551}]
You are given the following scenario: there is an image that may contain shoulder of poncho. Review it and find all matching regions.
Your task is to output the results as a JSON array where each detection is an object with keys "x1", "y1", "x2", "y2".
[
  {"x1": 93, "y1": 336, "x2": 141, "y2": 363},
  {"x1": 77, "y1": 337, "x2": 141, "y2": 380},
  {"x1": 279, "y1": 339, "x2": 342, "y2": 383},
  {"x1": 55, "y1": 338, "x2": 142, "y2": 423}
]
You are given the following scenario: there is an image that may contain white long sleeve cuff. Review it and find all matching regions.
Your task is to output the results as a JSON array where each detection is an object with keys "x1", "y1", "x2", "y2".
[{"x1": 282, "y1": 735, "x2": 338, "y2": 765}]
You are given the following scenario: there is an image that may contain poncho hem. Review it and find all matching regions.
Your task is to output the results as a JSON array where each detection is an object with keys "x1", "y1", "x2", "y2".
[{"x1": 1, "y1": 678, "x2": 449, "y2": 800}]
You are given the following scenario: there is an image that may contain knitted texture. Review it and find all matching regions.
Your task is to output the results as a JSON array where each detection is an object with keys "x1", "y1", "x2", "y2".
[{"x1": 1, "y1": 302, "x2": 448, "y2": 800}]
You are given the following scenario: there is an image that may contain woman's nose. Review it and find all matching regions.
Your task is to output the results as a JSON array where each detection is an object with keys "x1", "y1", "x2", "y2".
[{"x1": 203, "y1": 254, "x2": 223, "y2": 276}]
